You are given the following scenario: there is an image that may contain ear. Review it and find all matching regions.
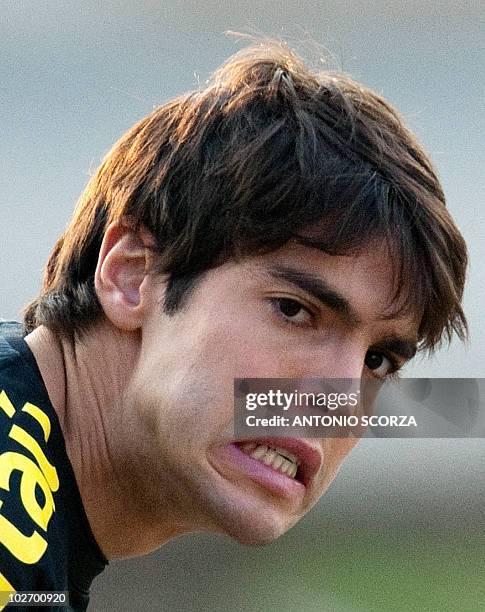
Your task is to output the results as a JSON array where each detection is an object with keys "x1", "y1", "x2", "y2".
[{"x1": 94, "y1": 222, "x2": 158, "y2": 331}]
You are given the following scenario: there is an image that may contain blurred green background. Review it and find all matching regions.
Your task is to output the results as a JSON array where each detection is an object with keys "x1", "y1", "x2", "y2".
[{"x1": 1, "y1": 1, "x2": 484, "y2": 610}]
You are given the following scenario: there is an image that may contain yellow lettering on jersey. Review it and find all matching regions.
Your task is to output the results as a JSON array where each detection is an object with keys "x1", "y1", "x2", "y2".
[
  {"x1": 8, "y1": 425, "x2": 59, "y2": 492},
  {"x1": 0, "y1": 498, "x2": 47, "y2": 564},
  {"x1": 0, "y1": 391, "x2": 15, "y2": 418},
  {"x1": 22, "y1": 402, "x2": 51, "y2": 442},
  {"x1": 0, "y1": 571, "x2": 15, "y2": 610},
  {"x1": 0, "y1": 451, "x2": 54, "y2": 532}
]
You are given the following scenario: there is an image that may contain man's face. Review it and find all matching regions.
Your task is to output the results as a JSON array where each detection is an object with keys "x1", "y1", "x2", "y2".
[{"x1": 118, "y1": 240, "x2": 418, "y2": 545}]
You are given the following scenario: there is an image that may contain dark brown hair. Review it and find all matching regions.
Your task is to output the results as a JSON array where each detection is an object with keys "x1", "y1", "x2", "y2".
[{"x1": 23, "y1": 40, "x2": 467, "y2": 350}]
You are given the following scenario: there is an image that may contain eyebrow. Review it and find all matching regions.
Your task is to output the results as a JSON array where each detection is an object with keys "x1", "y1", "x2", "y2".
[
  {"x1": 372, "y1": 336, "x2": 418, "y2": 361},
  {"x1": 267, "y1": 265, "x2": 362, "y2": 324},
  {"x1": 266, "y1": 264, "x2": 418, "y2": 361}
]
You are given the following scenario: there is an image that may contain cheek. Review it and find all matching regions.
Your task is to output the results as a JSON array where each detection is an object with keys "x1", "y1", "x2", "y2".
[
  {"x1": 195, "y1": 322, "x2": 318, "y2": 381},
  {"x1": 188, "y1": 314, "x2": 275, "y2": 378}
]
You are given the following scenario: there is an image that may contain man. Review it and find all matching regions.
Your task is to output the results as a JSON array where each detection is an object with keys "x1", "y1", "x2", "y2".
[{"x1": 0, "y1": 40, "x2": 467, "y2": 610}]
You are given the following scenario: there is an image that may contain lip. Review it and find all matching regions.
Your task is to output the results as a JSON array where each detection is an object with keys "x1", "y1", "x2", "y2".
[
  {"x1": 235, "y1": 437, "x2": 323, "y2": 488},
  {"x1": 211, "y1": 437, "x2": 323, "y2": 502}
]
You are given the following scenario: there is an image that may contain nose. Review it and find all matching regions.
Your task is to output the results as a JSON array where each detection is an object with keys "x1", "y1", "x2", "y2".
[
  {"x1": 304, "y1": 338, "x2": 366, "y2": 381},
  {"x1": 272, "y1": 340, "x2": 364, "y2": 407}
]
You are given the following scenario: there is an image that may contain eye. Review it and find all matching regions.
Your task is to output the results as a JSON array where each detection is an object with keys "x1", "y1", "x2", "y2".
[
  {"x1": 364, "y1": 350, "x2": 399, "y2": 380},
  {"x1": 270, "y1": 298, "x2": 314, "y2": 327},
  {"x1": 279, "y1": 298, "x2": 303, "y2": 317}
]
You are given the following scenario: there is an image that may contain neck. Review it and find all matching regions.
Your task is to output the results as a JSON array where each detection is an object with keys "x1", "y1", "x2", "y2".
[{"x1": 25, "y1": 321, "x2": 188, "y2": 559}]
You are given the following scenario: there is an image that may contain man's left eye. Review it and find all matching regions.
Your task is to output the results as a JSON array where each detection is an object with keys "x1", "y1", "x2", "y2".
[{"x1": 364, "y1": 350, "x2": 397, "y2": 378}]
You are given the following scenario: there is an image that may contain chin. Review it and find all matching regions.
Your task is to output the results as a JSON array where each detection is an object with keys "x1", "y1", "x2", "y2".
[
  {"x1": 216, "y1": 507, "x2": 298, "y2": 547},
  {"x1": 231, "y1": 531, "x2": 286, "y2": 548},
  {"x1": 192, "y1": 459, "x2": 305, "y2": 546}
]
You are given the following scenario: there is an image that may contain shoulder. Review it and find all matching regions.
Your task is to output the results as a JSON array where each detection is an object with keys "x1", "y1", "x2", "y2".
[{"x1": 0, "y1": 321, "x2": 69, "y2": 597}]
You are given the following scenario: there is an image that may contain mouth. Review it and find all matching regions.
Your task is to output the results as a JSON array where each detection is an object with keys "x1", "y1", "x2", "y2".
[
  {"x1": 238, "y1": 442, "x2": 300, "y2": 478},
  {"x1": 234, "y1": 437, "x2": 322, "y2": 488},
  {"x1": 211, "y1": 437, "x2": 322, "y2": 502}
]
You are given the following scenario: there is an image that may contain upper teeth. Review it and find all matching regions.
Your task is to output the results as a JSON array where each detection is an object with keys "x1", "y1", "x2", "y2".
[{"x1": 240, "y1": 443, "x2": 299, "y2": 479}]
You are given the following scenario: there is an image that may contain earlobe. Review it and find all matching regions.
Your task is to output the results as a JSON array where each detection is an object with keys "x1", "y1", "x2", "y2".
[{"x1": 94, "y1": 222, "x2": 157, "y2": 331}]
